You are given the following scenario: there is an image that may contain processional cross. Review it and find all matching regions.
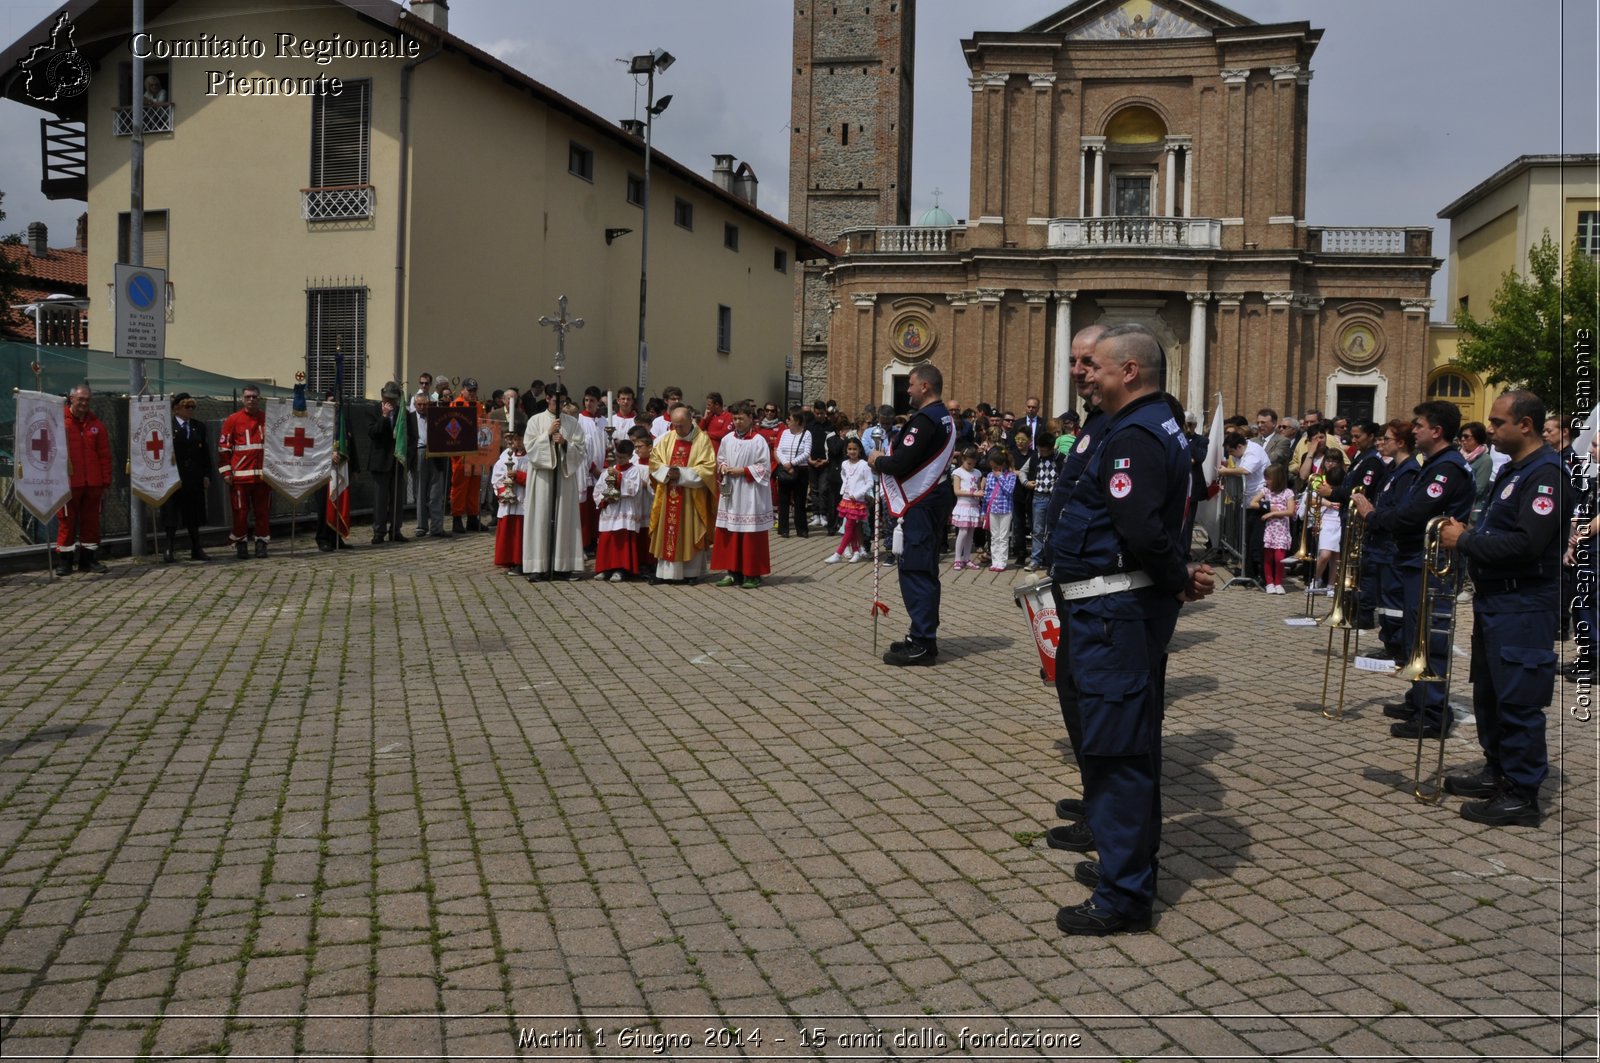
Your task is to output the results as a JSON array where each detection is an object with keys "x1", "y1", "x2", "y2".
[{"x1": 538, "y1": 295, "x2": 584, "y2": 376}]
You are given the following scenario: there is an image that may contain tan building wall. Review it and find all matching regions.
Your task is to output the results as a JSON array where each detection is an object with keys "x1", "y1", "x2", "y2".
[{"x1": 44, "y1": 0, "x2": 820, "y2": 400}]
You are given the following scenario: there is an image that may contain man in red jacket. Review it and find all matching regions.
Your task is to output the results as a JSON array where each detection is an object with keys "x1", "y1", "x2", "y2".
[
  {"x1": 217, "y1": 385, "x2": 271, "y2": 558},
  {"x1": 56, "y1": 384, "x2": 114, "y2": 575}
]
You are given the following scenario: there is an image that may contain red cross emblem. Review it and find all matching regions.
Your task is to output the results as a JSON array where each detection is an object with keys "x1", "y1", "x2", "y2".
[
  {"x1": 1035, "y1": 608, "x2": 1060, "y2": 659},
  {"x1": 145, "y1": 430, "x2": 165, "y2": 462},
  {"x1": 30, "y1": 428, "x2": 52, "y2": 464},
  {"x1": 284, "y1": 426, "x2": 316, "y2": 456}
]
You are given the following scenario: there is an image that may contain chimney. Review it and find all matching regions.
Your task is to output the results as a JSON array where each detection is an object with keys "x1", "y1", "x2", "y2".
[
  {"x1": 26, "y1": 222, "x2": 47, "y2": 258},
  {"x1": 619, "y1": 118, "x2": 645, "y2": 138},
  {"x1": 711, "y1": 154, "x2": 736, "y2": 193},
  {"x1": 733, "y1": 162, "x2": 758, "y2": 207},
  {"x1": 409, "y1": 0, "x2": 448, "y2": 31},
  {"x1": 75, "y1": 212, "x2": 87, "y2": 252}
]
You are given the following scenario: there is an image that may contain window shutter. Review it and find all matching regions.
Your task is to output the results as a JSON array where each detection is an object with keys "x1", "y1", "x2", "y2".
[
  {"x1": 311, "y1": 81, "x2": 370, "y2": 187},
  {"x1": 306, "y1": 285, "x2": 368, "y2": 399}
]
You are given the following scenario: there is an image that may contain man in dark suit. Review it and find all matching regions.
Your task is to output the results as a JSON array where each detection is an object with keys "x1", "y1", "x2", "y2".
[
  {"x1": 161, "y1": 392, "x2": 213, "y2": 562},
  {"x1": 369, "y1": 385, "x2": 406, "y2": 544}
]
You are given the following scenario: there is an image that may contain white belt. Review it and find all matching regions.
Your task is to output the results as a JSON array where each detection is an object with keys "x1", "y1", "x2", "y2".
[
  {"x1": 1056, "y1": 572, "x2": 1154, "y2": 601},
  {"x1": 1374, "y1": 607, "x2": 1404, "y2": 618}
]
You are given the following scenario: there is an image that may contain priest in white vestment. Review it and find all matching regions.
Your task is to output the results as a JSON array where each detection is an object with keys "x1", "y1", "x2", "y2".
[
  {"x1": 522, "y1": 384, "x2": 588, "y2": 580},
  {"x1": 711, "y1": 402, "x2": 775, "y2": 588},
  {"x1": 647, "y1": 404, "x2": 717, "y2": 584}
]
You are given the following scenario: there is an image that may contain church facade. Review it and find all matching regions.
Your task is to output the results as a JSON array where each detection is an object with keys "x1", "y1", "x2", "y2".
[{"x1": 796, "y1": 0, "x2": 1439, "y2": 422}]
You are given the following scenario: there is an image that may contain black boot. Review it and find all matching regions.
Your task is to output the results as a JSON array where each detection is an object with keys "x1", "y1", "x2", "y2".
[
  {"x1": 255, "y1": 540, "x2": 268, "y2": 559},
  {"x1": 52, "y1": 551, "x2": 73, "y2": 577},
  {"x1": 162, "y1": 531, "x2": 177, "y2": 564},
  {"x1": 235, "y1": 540, "x2": 249, "y2": 560},
  {"x1": 189, "y1": 531, "x2": 210, "y2": 562},
  {"x1": 78, "y1": 548, "x2": 108, "y2": 574},
  {"x1": 452, "y1": 517, "x2": 466, "y2": 534},
  {"x1": 467, "y1": 516, "x2": 482, "y2": 532}
]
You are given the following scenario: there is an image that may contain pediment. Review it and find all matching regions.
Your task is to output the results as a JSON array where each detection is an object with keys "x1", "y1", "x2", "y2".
[{"x1": 1026, "y1": 0, "x2": 1254, "y2": 40}]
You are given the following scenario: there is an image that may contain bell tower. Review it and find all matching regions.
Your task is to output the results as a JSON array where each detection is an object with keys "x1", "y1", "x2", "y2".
[{"x1": 790, "y1": 0, "x2": 915, "y2": 399}]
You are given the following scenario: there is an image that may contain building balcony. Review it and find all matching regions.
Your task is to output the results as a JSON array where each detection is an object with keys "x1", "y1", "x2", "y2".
[
  {"x1": 839, "y1": 225, "x2": 966, "y2": 254},
  {"x1": 1047, "y1": 216, "x2": 1221, "y2": 250},
  {"x1": 112, "y1": 103, "x2": 175, "y2": 136},
  {"x1": 39, "y1": 118, "x2": 85, "y2": 201},
  {"x1": 302, "y1": 184, "x2": 375, "y2": 222},
  {"x1": 1309, "y1": 226, "x2": 1432, "y2": 257}
]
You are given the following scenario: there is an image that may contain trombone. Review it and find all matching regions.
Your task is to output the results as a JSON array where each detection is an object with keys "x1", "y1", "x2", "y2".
[
  {"x1": 1295, "y1": 490, "x2": 1323, "y2": 618},
  {"x1": 1398, "y1": 515, "x2": 1459, "y2": 803},
  {"x1": 1318, "y1": 490, "x2": 1365, "y2": 720}
]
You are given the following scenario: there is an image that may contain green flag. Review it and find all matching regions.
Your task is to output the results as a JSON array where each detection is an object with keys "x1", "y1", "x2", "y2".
[{"x1": 394, "y1": 403, "x2": 408, "y2": 467}]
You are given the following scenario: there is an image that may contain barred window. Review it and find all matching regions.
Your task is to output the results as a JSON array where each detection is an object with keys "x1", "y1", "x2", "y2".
[
  {"x1": 306, "y1": 285, "x2": 367, "y2": 399},
  {"x1": 1580, "y1": 211, "x2": 1600, "y2": 255},
  {"x1": 310, "y1": 79, "x2": 370, "y2": 188}
]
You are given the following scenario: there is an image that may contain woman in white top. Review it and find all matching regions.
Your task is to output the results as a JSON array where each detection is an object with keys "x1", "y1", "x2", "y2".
[{"x1": 775, "y1": 411, "x2": 813, "y2": 538}]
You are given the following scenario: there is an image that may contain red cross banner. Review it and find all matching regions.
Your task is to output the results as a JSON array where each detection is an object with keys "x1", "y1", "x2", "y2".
[
  {"x1": 129, "y1": 395, "x2": 179, "y2": 507},
  {"x1": 263, "y1": 397, "x2": 335, "y2": 501},
  {"x1": 12, "y1": 390, "x2": 70, "y2": 523}
]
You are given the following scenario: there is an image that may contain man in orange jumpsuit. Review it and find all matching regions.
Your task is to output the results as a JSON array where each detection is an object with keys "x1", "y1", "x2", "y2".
[
  {"x1": 217, "y1": 385, "x2": 271, "y2": 558},
  {"x1": 55, "y1": 384, "x2": 114, "y2": 575}
]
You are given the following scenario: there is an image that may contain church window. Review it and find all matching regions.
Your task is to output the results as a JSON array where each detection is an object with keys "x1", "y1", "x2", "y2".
[
  {"x1": 840, "y1": 124, "x2": 848, "y2": 145},
  {"x1": 1428, "y1": 372, "x2": 1473, "y2": 400},
  {"x1": 1114, "y1": 173, "x2": 1153, "y2": 216}
]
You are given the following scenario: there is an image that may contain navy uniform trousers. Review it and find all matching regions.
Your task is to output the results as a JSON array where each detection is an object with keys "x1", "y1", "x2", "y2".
[
  {"x1": 1471, "y1": 603, "x2": 1557, "y2": 800},
  {"x1": 1057, "y1": 593, "x2": 1179, "y2": 920},
  {"x1": 897, "y1": 481, "x2": 954, "y2": 645},
  {"x1": 1398, "y1": 554, "x2": 1457, "y2": 726}
]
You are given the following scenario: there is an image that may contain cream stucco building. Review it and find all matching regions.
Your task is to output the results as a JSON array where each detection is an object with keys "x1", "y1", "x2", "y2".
[
  {"x1": 1, "y1": 0, "x2": 830, "y2": 400},
  {"x1": 1430, "y1": 153, "x2": 1600, "y2": 422}
]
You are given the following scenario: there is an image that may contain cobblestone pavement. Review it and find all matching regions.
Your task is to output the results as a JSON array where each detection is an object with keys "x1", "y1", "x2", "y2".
[{"x1": 0, "y1": 531, "x2": 1594, "y2": 1061}]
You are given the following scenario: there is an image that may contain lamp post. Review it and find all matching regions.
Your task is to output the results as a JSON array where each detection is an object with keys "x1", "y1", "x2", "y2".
[{"x1": 629, "y1": 48, "x2": 673, "y2": 395}]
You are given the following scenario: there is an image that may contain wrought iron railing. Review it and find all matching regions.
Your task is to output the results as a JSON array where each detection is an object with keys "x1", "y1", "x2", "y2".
[
  {"x1": 1048, "y1": 216, "x2": 1222, "y2": 250},
  {"x1": 302, "y1": 185, "x2": 375, "y2": 221},
  {"x1": 112, "y1": 103, "x2": 175, "y2": 136}
]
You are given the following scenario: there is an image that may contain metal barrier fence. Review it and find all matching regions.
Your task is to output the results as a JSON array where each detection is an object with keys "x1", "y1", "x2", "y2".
[{"x1": 1216, "y1": 474, "x2": 1260, "y2": 590}]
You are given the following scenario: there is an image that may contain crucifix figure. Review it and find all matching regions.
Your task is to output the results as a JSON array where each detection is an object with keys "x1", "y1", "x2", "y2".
[{"x1": 538, "y1": 294, "x2": 584, "y2": 376}]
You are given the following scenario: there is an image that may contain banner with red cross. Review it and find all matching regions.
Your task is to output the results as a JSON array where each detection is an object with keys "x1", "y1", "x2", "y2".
[
  {"x1": 1013, "y1": 578, "x2": 1061, "y2": 684},
  {"x1": 129, "y1": 395, "x2": 179, "y2": 507},
  {"x1": 263, "y1": 397, "x2": 335, "y2": 501},
  {"x1": 12, "y1": 390, "x2": 70, "y2": 522}
]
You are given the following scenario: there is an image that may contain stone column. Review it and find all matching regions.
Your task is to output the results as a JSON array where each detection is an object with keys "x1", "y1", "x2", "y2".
[
  {"x1": 1052, "y1": 290, "x2": 1075, "y2": 415},
  {"x1": 1183, "y1": 146, "x2": 1193, "y2": 218},
  {"x1": 1030, "y1": 74, "x2": 1056, "y2": 223},
  {"x1": 1077, "y1": 148, "x2": 1087, "y2": 217},
  {"x1": 1092, "y1": 145, "x2": 1105, "y2": 217},
  {"x1": 1186, "y1": 292, "x2": 1210, "y2": 417},
  {"x1": 1164, "y1": 144, "x2": 1177, "y2": 217},
  {"x1": 1270, "y1": 65, "x2": 1301, "y2": 221}
]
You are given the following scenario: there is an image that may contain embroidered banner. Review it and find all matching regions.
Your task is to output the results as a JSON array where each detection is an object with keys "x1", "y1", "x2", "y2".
[
  {"x1": 12, "y1": 391, "x2": 70, "y2": 522},
  {"x1": 129, "y1": 395, "x2": 179, "y2": 507},
  {"x1": 263, "y1": 397, "x2": 334, "y2": 500}
]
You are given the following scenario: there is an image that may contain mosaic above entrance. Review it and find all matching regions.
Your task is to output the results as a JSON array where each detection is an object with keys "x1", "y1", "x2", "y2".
[{"x1": 1069, "y1": 0, "x2": 1211, "y2": 39}]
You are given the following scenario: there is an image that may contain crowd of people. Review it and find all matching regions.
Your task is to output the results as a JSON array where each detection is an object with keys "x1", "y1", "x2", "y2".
[{"x1": 41, "y1": 333, "x2": 1580, "y2": 939}]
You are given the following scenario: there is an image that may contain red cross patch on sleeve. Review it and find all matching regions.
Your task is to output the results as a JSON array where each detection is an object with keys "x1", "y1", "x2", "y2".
[
  {"x1": 1109, "y1": 471, "x2": 1133, "y2": 498},
  {"x1": 1531, "y1": 496, "x2": 1555, "y2": 517}
]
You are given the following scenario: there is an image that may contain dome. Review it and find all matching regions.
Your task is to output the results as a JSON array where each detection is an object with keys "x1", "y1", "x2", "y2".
[{"x1": 917, "y1": 203, "x2": 955, "y2": 227}]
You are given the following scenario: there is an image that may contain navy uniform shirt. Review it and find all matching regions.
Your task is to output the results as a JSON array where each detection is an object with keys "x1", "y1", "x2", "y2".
[
  {"x1": 1457, "y1": 445, "x2": 1566, "y2": 614},
  {"x1": 1363, "y1": 445, "x2": 1473, "y2": 559}
]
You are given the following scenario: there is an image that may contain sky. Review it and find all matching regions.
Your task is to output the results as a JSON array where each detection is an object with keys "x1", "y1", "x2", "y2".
[{"x1": 0, "y1": 0, "x2": 1596, "y2": 314}]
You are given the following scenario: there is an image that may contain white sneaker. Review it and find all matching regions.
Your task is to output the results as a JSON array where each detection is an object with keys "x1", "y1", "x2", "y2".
[
  {"x1": 608, "y1": 571, "x2": 624, "y2": 582},
  {"x1": 848, "y1": 550, "x2": 865, "y2": 563},
  {"x1": 824, "y1": 552, "x2": 845, "y2": 564},
  {"x1": 1326, "y1": 588, "x2": 1336, "y2": 598},
  {"x1": 593, "y1": 571, "x2": 608, "y2": 581}
]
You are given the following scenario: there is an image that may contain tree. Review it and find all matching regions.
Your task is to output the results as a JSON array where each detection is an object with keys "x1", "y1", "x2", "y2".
[{"x1": 1454, "y1": 230, "x2": 1600, "y2": 409}]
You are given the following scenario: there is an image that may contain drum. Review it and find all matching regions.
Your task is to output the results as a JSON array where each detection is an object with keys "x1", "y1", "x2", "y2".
[{"x1": 1013, "y1": 578, "x2": 1060, "y2": 684}]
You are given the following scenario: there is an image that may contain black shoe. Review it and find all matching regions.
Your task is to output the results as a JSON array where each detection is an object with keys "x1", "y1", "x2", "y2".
[
  {"x1": 255, "y1": 541, "x2": 269, "y2": 559},
  {"x1": 1046, "y1": 822, "x2": 1095, "y2": 852},
  {"x1": 370, "y1": 534, "x2": 386, "y2": 546},
  {"x1": 390, "y1": 532, "x2": 409, "y2": 544},
  {"x1": 1055, "y1": 798, "x2": 1086, "y2": 821},
  {"x1": 78, "y1": 550, "x2": 107, "y2": 574},
  {"x1": 1073, "y1": 861, "x2": 1102, "y2": 889},
  {"x1": 467, "y1": 517, "x2": 482, "y2": 532},
  {"x1": 1444, "y1": 769, "x2": 1503, "y2": 799},
  {"x1": 883, "y1": 641, "x2": 937, "y2": 667},
  {"x1": 318, "y1": 540, "x2": 336, "y2": 553},
  {"x1": 190, "y1": 548, "x2": 211, "y2": 562},
  {"x1": 235, "y1": 541, "x2": 249, "y2": 560},
  {"x1": 414, "y1": 529, "x2": 429, "y2": 539},
  {"x1": 52, "y1": 554, "x2": 73, "y2": 577},
  {"x1": 452, "y1": 517, "x2": 465, "y2": 534},
  {"x1": 1055, "y1": 900, "x2": 1150, "y2": 936},
  {"x1": 162, "y1": 546, "x2": 176, "y2": 564},
  {"x1": 1391, "y1": 718, "x2": 1447, "y2": 740},
  {"x1": 1381, "y1": 702, "x2": 1415, "y2": 720},
  {"x1": 1460, "y1": 792, "x2": 1541, "y2": 827}
]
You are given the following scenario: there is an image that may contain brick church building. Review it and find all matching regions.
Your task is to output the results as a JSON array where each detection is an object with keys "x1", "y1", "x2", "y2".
[{"x1": 791, "y1": 0, "x2": 1439, "y2": 421}]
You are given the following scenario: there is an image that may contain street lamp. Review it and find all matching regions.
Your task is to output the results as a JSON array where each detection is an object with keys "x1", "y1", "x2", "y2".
[{"x1": 629, "y1": 48, "x2": 673, "y2": 394}]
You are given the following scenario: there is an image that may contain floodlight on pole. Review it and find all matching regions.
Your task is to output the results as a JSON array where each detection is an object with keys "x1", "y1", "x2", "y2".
[{"x1": 631, "y1": 48, "x2": 674, "y2": 394}]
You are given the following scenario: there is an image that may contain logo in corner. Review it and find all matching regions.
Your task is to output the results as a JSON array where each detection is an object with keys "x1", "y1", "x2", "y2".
[{"x1": 19, "y1": 13, "x2": 91, "y2": 102}]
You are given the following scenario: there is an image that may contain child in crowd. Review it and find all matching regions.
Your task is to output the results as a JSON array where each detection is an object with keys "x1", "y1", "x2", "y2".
[
  {"x1": 1313, "y1": 463, "x2": 1345, "y2": 596},
  {"x1": 1254, "y1": 462, "x2": 1296, "y2": 594},
  {"x1": 828, "y1": 437, "x2": 872, "y2": 564},
  {"x1": 983, "y1": 447, "x2": 1017, "y2": 572},
  {"x1": 950, "y1": 447, "x2": 983, "y2": 570},
  {"x1": 593, "y1": 426, "x2": 654, "y2": 582},
  {"x1": 491, "y1": 432, "x2": 528, "y2": 574}
]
